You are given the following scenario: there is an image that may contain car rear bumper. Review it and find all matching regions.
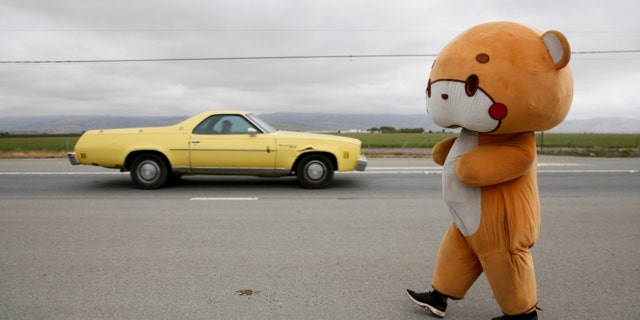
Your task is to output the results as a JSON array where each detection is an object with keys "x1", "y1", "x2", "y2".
[
  {"x1": 356, "y1": 155, "x2": 368, "y2": 171},
  {"x1": 67, "y1": 152, "x2": 79, "y2": 165}
]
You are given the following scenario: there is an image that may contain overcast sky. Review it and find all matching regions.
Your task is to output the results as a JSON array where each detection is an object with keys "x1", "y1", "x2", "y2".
[{"x1": 1, "y1": 0, "x2": 638, "y2": 120}]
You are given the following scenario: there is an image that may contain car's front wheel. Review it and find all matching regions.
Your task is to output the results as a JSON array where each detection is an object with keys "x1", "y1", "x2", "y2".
[
  {"x1": 130, "y1": 154, "x2": 169, "y2": 189},
  {"x1": 296, "y1": 154, "x2": 334, "y2": 189}
]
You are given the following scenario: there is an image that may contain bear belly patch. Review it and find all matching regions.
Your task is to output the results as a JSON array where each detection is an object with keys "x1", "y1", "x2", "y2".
[{"x1": 442, "y1": 129, "x2": 481, "y2": 236}]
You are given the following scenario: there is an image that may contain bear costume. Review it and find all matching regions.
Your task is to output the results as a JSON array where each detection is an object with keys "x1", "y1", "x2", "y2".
[{"x1": 406, "y1": 21, "x2": 573, "y2": 319}]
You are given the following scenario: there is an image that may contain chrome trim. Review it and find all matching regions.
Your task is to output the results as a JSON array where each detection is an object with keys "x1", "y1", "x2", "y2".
[
  {"x1": 173, "y1": 167, "x2": 291, "y2": 176},
  {"x1": 356, "y1": 155, "x2": 368, "y2": 171},
  {"x1": 189, "y1": 148, "x2": 274, "y2": 152},
  {"x1": 67, "y1": 152, "x2": 79, "y2": 165}
]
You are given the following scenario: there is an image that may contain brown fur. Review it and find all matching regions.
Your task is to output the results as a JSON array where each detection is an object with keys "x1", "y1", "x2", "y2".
[{"x1": 426, "y1": 21, "x2": 573, "y2": 315}]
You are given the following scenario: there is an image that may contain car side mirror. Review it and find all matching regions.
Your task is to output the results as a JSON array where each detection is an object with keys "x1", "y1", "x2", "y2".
[{"x1": 248, "y1": 128, "x2": 257, "y2": 137}]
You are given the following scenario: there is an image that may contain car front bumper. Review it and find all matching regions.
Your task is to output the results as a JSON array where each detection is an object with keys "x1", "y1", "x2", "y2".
[
  {"x1": 356, "y1": 155, "x2": 368, "y2": 171},
  {"x1": 67, "y1": 152, "x2": 79, "y2": 165}
]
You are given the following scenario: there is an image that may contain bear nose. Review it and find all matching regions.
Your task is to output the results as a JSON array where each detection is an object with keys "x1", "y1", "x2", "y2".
[{"x1": 441, "y1": 94, "x2": 449, "y2": 100}]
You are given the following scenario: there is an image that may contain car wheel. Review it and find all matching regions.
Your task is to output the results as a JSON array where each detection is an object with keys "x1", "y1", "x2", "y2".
[
  {"x1": 296, "y1": 154, "x2": 334, "y2": 189},
  {"x1": 130, "y1": 154, "x2": 169, "y2": 189}
]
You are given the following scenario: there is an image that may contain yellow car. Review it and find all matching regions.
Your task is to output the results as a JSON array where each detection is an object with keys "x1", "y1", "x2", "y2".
[{"x1": 68, "y1": 110, "x2": 367, "y2": 189}]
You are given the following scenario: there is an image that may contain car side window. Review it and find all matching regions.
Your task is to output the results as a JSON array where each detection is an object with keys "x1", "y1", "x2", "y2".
[
  {"x1": 193, "y1": 116, "x2": 219, "y2": 134},
  {"x1": 193, "y1": 115, "x2": 258, "y2": 135},
  {"x1": 213, "y1": 115, "x2": 257, "y2": 134}
]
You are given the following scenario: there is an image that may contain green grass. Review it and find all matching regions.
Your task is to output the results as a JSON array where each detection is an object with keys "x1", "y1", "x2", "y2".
[
  {"x1": 535, "y1": 133, "x2": 639, "y2": 148},
  {"x1": 0, "y1": 133, "x2": 638, "y2": 157},
  {"x1": 0, "y1": 135, "x2": 79, "y2": 153},
  {"x1": 339, "y1": 132, "x2": 640, "y2": 149},
  {"x1": 338, "y1": 133, "x2": 457, "y2": 148}
]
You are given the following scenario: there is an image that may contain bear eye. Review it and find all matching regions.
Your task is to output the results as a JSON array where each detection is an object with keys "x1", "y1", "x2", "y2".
[
  {"x1": 476, "y1": 53, "x2": 490, "y2": 63},
  {"x1": 426, "y1": 78, "x2": 432, "y2": 98},
  {"x1": 465, "y1": 74, "x2": 479, "y2": 97}
]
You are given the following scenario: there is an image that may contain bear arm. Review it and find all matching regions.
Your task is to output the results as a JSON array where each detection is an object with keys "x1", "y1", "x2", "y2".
[
  {"x1": 432, "y1": 137, "x2": 457, "y2": 166},
  {"x1": 456, "y1": 144, "x2": 535, "y2": 187}
]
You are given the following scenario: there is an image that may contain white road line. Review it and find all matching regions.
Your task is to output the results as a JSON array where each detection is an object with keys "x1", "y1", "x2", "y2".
[
  {"x1": 537, "y1": 163, "x2": 588, "y2": 167},
  {"x1": 339, "y1": 170, "x2": 442, "y2": 174},
  {"x1": 538, "y1": 170, "x2": 639, "y2": 173},
  {"x1": 341, "y1": 170, "x2": 638, "y2": 174},
  {"x1": 366, "y1": 167, "x2": 443, "y2": 170},
  {"x1": 1, "y1": 169, "x2": 637, "y2": 175},
  {"x1": 0, "y1": 172, "x2": 124, "y2": 175},
  {"x1": 190, "y1": 197, "x2": 258, "y2": 201}
]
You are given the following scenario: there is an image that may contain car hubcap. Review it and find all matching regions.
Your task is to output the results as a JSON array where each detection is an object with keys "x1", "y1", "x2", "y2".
[
  {"x1": 139, "y1": 161, "x2": 159, "y2": 182},
  {"x1": 306, "y1": 161, "x2": 325, "y2": 181}
]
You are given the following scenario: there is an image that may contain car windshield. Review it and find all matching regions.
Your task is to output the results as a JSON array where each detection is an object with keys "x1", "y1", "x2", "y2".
[{"x1": 247, "y1": 113, "x2": 277, "y2": 133}]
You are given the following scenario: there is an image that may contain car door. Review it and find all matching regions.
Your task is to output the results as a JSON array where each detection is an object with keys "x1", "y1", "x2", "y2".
[{"x1": 189, "y1": 114, "x2": 277, "y2": 173}]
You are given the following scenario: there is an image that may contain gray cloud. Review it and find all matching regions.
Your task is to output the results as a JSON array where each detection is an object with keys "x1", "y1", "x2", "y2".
[{"x1": 0, "y1": 0, "x2": 638, "y2": 120}]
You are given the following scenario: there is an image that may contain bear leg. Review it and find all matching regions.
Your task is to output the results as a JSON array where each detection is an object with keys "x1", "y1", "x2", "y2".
[{"x1": 432, "y1": 222, "x2": 483, "y2": 299}]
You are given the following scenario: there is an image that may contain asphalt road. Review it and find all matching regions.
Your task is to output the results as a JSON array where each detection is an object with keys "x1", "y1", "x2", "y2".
[{"x1": 0, "y1": 156, "x2": 638, "y2": 319}]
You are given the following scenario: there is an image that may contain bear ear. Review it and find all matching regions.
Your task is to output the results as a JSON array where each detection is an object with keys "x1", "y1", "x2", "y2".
[{"x1": 542, "y1": 30, "x2": 571, "y2": 70}]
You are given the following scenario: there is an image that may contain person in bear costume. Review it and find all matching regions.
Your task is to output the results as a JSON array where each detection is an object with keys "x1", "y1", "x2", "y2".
[{"x1": 406, "y1": 21, "x2": 573, "y2": 320}]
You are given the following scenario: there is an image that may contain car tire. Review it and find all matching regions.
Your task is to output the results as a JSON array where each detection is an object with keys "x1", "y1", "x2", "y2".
[
  {"x1": 296, "y1": 154, "x2": 334, "y2": 189},
  {"x1": 130, "y1": 154, "x2": 169, "y2": 189}
]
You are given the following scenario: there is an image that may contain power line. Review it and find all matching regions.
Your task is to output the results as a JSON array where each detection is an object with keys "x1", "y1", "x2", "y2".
[
  {"x1": 0, "y1": 54, "x2": 435, "y2": 64},
  {"x1": 572, "y1": 50, "x2": 640, "y2": 55},
  {"x1": 1, "y1": 50, "x2": 639, "y2": 64},
  {"x1": 2, "y1": 28, "x2": 637, "y2": 34},
  {"x1": 0, "y1": 28, "x2": 458, "y2": 33}
]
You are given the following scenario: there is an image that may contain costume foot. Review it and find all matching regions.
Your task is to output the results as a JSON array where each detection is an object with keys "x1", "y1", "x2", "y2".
[
  {"x1": 492, "y1": 310, "x2": 538, "y2": 320},
  {"x1": 405, "y1": 289, "x2": 447, "y2": 318}
]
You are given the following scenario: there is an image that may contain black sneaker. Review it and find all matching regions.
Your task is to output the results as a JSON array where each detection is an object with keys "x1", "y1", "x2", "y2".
[
  {"x1": 492, "y1": 310, "x2": 538, "y2": 320},
  {"x1": 405, "y1": 289, "x2": 447, "y2": 318}
]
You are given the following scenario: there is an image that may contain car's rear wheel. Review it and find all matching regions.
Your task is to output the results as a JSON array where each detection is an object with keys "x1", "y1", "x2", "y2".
[
  {"x1": 296, "y1": 154, "x2": 334, "y2": 189},
  {"x1": 130, "y1": 154, "x2": 169, "y2": 189}
]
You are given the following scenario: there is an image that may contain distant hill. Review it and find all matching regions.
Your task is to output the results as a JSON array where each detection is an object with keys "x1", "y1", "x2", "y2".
[
  {"x1": 0, "y1": 113, "x2": 638, "y2": 134},
  {"x1": 259, "y1": 112, "x2": 434, "y2": 132}
]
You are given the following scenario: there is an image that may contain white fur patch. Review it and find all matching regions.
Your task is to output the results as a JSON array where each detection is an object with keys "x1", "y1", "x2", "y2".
[
  {"x1": 442, "y1": 129, "x2": 481, "y2": 236},
  {"x1": 427, "y1": 80, "x2": 500, "y2": 133}
]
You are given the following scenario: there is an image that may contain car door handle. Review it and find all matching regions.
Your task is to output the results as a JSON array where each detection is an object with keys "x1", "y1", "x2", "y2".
[{"x1": 191, "y1": 140, "x2": 200, "y2": 143}]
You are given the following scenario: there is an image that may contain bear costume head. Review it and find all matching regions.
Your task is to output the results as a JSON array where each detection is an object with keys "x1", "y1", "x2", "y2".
[{"x1": 426, "y1": 21, "x2": 573, "y2": 134}]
